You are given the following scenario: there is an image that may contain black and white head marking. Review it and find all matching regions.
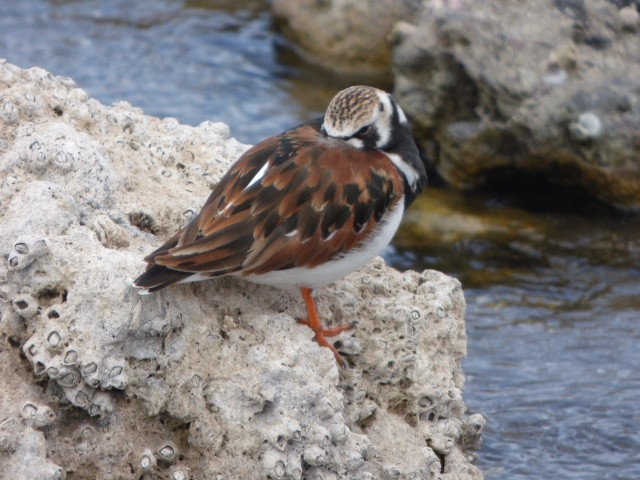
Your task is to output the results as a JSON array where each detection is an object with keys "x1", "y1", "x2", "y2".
[
  {"x1": 322, "y1": 86, "x2": 394, "y2": 150},
  {"x1": 322, "y1": 86, "x2": 427, "y2": 199}
]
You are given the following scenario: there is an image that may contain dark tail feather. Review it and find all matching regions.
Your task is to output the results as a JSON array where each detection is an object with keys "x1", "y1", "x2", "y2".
[{"x1": 134, "y1": 264, "x2": 192, "y2": 293}]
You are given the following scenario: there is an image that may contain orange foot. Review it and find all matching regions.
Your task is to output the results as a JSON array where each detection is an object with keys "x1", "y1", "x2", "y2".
[{"x1": 297, "y1": 287, "x2": 354, "y2": 367}]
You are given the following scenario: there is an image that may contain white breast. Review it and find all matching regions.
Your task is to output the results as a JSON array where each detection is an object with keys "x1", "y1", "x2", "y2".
[{"x1": 240, "y1": 199, "x2": 405, "y2": 289}]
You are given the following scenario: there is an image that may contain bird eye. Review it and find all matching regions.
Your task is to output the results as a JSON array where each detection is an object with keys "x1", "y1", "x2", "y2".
[{"x1": 356, "y1": 125, "x2": 371, "y2": 136}]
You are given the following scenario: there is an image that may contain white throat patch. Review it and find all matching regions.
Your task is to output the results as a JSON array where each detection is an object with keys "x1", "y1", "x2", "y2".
[{"x1": 384, "y1": 152, "x2": 421, "y2": 189}]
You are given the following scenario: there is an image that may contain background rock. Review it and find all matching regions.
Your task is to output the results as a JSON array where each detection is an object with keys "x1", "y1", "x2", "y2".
[
  {"x1": 393, "y1": 0, "x2": 640, "y2": 210},
  {"x1": 270, "y1": 0, "x2": 640, "y2": 209},
  {"x1": 271, "y1": 0, "x2": 425, "y2": 77},
  {"x1": 0, "y1": 60, "x2": 482, "y2": 479}
]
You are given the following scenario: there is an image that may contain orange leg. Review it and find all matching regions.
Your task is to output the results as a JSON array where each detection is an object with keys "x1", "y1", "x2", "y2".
[{"x1": 297, "y1": 287, "x2": 354, "y2": 367}]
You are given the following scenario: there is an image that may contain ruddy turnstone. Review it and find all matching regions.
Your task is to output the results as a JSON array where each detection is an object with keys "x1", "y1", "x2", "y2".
[{"x1": 134, "y1": 85, "x2": 426, "y2": 365}]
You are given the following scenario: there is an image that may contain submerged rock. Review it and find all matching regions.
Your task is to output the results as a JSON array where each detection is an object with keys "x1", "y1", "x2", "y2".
[
  {"x1": 0, "y1": 60, "x2": 482, "y2": 479},
  {"x1": 393, "y1": 0, "x2": 640, "y2": 210}
]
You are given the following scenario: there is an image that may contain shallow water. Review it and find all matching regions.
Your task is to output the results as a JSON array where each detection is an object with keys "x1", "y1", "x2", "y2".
[
  {"x1": 2, "y1": 1, "x2": 640, "y2": 479},
  {"x1": 390, "y1": 192, "x2": 640, "y2": 479},
  {"x1": 0, "y1": 0, "x2": 334, "y2": 144}
]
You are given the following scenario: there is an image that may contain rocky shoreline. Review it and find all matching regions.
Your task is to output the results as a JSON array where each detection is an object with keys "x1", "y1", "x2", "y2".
[{"x1": 0, "y1": 61, "x2": 482, "y2": 479}]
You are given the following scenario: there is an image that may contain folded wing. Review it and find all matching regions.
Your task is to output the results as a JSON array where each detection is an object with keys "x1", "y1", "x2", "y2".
[{"x1": 134, "y1": 119, "x2": 403, "y2": 291}]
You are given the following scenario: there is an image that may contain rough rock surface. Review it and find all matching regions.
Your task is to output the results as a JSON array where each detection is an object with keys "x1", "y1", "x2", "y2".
[
  {"x1": 269, "y1": 0, "x2": 640, "y2": 209},
  {"x1": 0, "y1": 60, "x2": 483, "y2": 479},
  {"x1": 393, "y1": 0, "x2": 640, "y2": 210},
  {"x1": 271, "y1": 0, "x2": 425, "y2": 77}
]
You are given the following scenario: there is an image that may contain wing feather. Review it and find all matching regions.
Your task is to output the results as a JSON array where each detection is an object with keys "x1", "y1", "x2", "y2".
[{"x1": 136, "y1": 117, "x2": 405, "y2": 285}]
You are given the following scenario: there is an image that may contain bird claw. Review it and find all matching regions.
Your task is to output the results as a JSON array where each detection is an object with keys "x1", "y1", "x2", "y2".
[
  {"x1": 295, "y1": 317, "x2": 353, "y2": 367},
  {"x1": 295, "y1": 318, "x2": 355, "y2": 337}
]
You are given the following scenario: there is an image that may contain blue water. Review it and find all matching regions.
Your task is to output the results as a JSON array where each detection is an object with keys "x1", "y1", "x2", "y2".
[
  {"x1": 465, "y1": 272, "x2": 640, "y2": 479},
  {"x1": 389, "y1": 227, "x2": 640, "y2": 479},
  {"x1": 2, "y1": 1, "x2": 640, "y2": 478},
  {"x1": 0, "y1": 0, "x2": 319, "y2": 144}
]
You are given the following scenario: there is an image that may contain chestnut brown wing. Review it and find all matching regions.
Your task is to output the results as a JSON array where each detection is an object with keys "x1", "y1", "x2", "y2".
[
  {"x1": 141, "y1": 125, "x2": 290, "y2": 267},
  {"x1": 148, "y1": 122, "x2": 404, "y2": 276}
]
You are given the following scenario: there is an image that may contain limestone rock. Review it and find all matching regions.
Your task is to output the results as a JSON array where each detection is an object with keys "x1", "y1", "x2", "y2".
[
  {"x1": 271, "y1": 0, "x2": 425, "y2": 77},
  {"x1": 0, "y1": 60, "x2": 482, "y2": 479},
  {"x1": 393, "y1": 0, "x2": 640, "y2": 210}
]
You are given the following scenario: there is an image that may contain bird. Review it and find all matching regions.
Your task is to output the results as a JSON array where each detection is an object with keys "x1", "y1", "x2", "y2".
[{"x1": 134, "y1": 85, "x2": 427, "y2": 366}]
